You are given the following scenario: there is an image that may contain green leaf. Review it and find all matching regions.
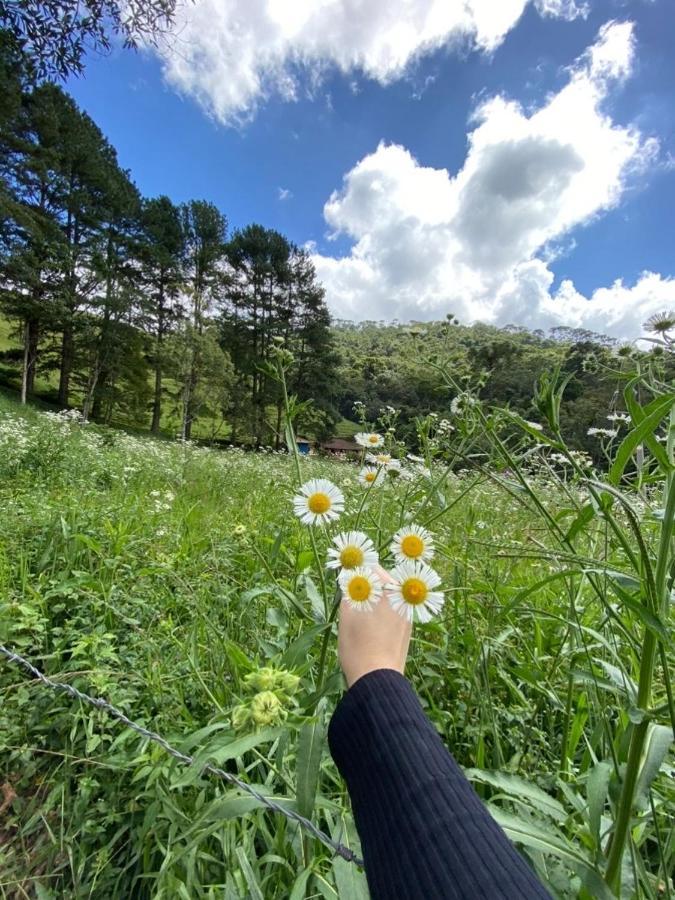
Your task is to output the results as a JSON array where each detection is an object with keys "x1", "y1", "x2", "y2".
[
  {"x1": 586, "y1": 761, "x2": 611, "y2": 848},
  {"x1": 296, "y1": 698, "x2": 327, "y2": 821},
  {"x1": 489, "y1": 809, "x2": 613, "y2": 900},
  {"x1": 604, "y1": 578, "x2": 669, "y2": 641},
  {"x1": 330, "y1": 815, "x2": 369, "y2": 900},
  {"x1": 289, "y1": 868, "x2": 313, "y2": 900},
  {"x1": 503, "y1": 569, "x2": 580, "y2": 614},
  {"x1": 281, "y1": 623, "x2": 329, "y2": 670},
  {"x1": 178, "y1": 720, "x2": 232, "y2": 755},
  {"x1": 236, "y1": 845, "x2": 264, "y2": 900},
  {"x1": 564, "y1": 503, "x2": 596, "y2": 543},
  {"x1": 625, "y1": 385, "x2": 674, "y2": 472},
  {"x1": 635, "y1": 723, "x2": 673, "y2": 807},
  {"x1": 202, "y1": 789, "x2": 295, "y2": 821},
  {"x1": 274, "y1": 585, "x2": 314, "y2": 621},
  {"x1": 509, "y1": 413, "x2": 564, "y2": 450},
  {"x1": 297, "y1": 550, "x2": 314, "y2": 571},
  {"x1": 596, "y1": 661, "x2": 638, "y2": 701},
  {"x1": 223, "y1": 639, "x2": 252, "y2": 679},
  {"x1": 609, "y1": 393, "x2": 675, "y2": 485},
  {"x1": 284, "y1": 421, "x2": 296, "y2": 456},
  {"x1": 205, "y1": 727, "x2": 284, "y2": 766},
  {"x1": 302, "y1": 574, "x2": 326, "y2": 622},
  {"x1": 465, "y1": 769, "x2": 566, "y2": 822}
]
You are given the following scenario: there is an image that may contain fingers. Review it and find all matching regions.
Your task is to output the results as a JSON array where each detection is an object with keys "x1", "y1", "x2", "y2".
[{"x1": 374, "y1": 563, "x2": 396, "y2": 585}]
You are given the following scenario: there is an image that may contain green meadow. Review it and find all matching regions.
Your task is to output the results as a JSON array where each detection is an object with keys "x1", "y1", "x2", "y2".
[{"x1": 1, "y1": 362, "x2": 673, "y2": 898}]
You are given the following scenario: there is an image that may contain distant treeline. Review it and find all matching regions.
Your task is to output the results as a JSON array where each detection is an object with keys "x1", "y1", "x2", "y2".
[
  {"x1": 330, "y1": 319, "x2": 674, "y2": 461},
  {"x1": 1, "y1": 29, "x2": 663, "y2": 452}
]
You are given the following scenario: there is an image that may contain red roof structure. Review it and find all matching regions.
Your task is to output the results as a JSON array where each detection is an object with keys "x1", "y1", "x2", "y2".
[{"x1": 321, "y1": 438, "x2": 361, "y2": 453}]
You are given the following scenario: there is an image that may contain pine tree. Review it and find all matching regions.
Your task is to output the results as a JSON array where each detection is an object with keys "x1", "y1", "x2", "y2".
[
  {"x1": 82, "y1": 163, "x2": 142, "y2": 422},
  {"x1": 178, "y1": 200, "x2": 227, "y2": 439},
  {"x1": 138, "y1": 195, "x2": 184, "y2": 433},
  {"x1": 0, "y1": 69, "x2": 68, "y2": 402},
  {"x1": 221, "y1": 227, "x2": 338, "y2": 445}
]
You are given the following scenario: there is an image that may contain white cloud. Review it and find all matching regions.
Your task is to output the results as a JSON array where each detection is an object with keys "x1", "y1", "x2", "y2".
[
  {"x1": 158, "y1": 0, "x2": 586, "y2": 124},
  {"x1": 534, "y1": 0, "x2": 590, "y2": 22},
  {"x1": 278, "y1": 187, "x2": 292, "y2": 200},
  {"x1": 311, "y1": 21, "x2": 670, "y2": 339}
]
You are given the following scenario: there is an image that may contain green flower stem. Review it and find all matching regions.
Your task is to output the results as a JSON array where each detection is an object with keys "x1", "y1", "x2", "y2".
[
  {"x1": 376, "y1": 475, "x2": 386, "y2": 544},
  {"x1": 354, "y1": 477, "x2": 376, "y2": 530},
  {"x1": 314, "y1": 589, "x2": 341, "y2": 703},
  {"x1": 277, "y1": 358, "x2": 302, "y2": 486},
  {"x1": 604, "y1": 406, "x2": 675, "y2": 893},
  {"x1": 604, "y1": 634, "x2": 656, "y2": 894},
  {"x1": 309, "y1": 525, "x2": 329, "y2": 616}
]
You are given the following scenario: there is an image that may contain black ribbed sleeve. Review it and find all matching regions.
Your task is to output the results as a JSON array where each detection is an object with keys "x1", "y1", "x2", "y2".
[{"x1": 328, "y1": 669, "x2": 551, "y2": 900}]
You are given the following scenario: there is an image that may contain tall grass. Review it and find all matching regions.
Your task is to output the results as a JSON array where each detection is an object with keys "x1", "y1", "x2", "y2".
[{"x1": 0, "y1": 354, "x2": 673, "y2": 899}]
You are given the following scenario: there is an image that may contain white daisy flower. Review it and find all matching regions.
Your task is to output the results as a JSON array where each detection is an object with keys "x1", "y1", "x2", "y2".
[
  {"x1": 327, "y1": 531, "x2": 378, "y2": 571},
  {"x1": 358, "y1": 466, "x2": 385, "y2": 488},
  {"x1": 292, "y1": 478, "x2": 344, "y2": 525},
  {"x1": 366, "y1": 452, "x2": 401, "y2": 471},
  {"x1": 587, "y1": 427, "x2": 618, "y2": 438},
  {"x1": 339, "y1": 567, "x2": 383, "y2": 611},
  {"x1": 355, "y1": 432, "x2": 384, "y2": 448},
  {"x1": 391, "y1": 524, "x2": 435, "y2": 563},
  {"x1": 387, "y1": 560, "x2": 444, "y2": 623}
]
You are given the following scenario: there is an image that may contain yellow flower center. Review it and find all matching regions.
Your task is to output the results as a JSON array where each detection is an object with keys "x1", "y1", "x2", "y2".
[
  {"x1": 368, "y1": 435, "x2": 380, "y2": 444},
  {"x1": 364, "y1": 472, "x2": 376, "y2": 483},
  {"x1": 308, "y1": 492, "x2": 331, "y2": 514},
  {"x1": 401, "y1": 577, "x2": 428, "y2": 605},
  {"x1": 400, "y1": 535, "x2": 424, "y2": 558},
  {"x1": 340, "y1": 546, "x2": 364, "y2": 568},
  {"x1": 348, "y1": 575, "x2": 372, "y2": 602},
  {"x1": 376, "y1": 455, "x2": 390, "y2": 464}
]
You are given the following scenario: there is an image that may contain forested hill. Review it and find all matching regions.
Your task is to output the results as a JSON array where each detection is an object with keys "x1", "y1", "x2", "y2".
[
  {"x1": 1, "y1": 32, "x2": 668, "y2": 455},
  {"x1": 331, "y1": 319, "x2": 669, "y2": 458},
  {"x1": 2, "y1": 292, "x2": 666, "y2": 461}
]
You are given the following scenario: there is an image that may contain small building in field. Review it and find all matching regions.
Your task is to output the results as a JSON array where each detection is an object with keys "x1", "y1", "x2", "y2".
[
  {"x1": 321, "y1": 437, "x2": 361, "y2": 457},
  {"x1": 296, "y1": 436, "x2": 314, "y2": 455}
]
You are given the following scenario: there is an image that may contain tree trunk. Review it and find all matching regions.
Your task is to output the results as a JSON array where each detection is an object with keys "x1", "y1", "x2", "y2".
[
  {"x1": 181, "y1": 341, "x2": 195, "y2": 441},
  {"x1": 181, "y1": 379, "x2": 192, "y2": 441},
  {"x1": 58, "y1": 323, "x2": 74, "y2": 408},
  {"x1": 91, "y1": 377, "x2": 106, "y2": 420},
  {"x1": 21, "y1": 318, "x2": 40, "y2": 403},
  {"x1": 105, "y1": 372, "x2": 116, "y2": 424},
  {"x1": 20, "y1": 320, "x2": 30, "y2": 405},
  {"x1": 82, "y1": 353, "x2": 100, "y2": 423},
  {"x1": 151, "y1": 288, "x2": 165, "y2": 434},
  {"x1": 151, "y1": 354, "x2": 163, "y2": 433}
]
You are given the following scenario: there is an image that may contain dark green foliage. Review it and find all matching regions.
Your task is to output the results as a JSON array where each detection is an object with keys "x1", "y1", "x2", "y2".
[
  {"x1": 138, "y1": 196, "x2": 185, "y2": 432},
  {"x1": 221, "y1": 225, "x2": 339, "y2": 445},
  {"x1": 0, "y1": 1, "x2": 177, "y2": 80},
  {"x1": 331, "y1": 319, "x2": 624, "y2": 457}
]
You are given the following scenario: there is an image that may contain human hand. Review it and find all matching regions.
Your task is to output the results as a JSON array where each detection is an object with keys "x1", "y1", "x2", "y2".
[{"x1": 337, "y1": 565, "x2": 412, "y2": 688}]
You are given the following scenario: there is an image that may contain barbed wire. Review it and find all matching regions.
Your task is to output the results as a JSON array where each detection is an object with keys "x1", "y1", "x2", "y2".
[{"x1": 0, "y1": 644, "x2": 363, "y2": 867}]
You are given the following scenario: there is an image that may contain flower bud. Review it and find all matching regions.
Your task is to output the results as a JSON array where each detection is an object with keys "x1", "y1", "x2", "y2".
[
  {"x1": 251, "y1": 691, "x2": 284, "y2": 726},
  {"x1": 232, "y1": 704, "x2": 251, "y2": 730},
  {"x1": 278, "y1": 671, "x2": 300, "y2": 695},
  {"x1": 244, "y1": 667, "x2": 277, "y2": 691}
]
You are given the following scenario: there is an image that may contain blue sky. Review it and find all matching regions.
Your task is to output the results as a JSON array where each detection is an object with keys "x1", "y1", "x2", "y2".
[{"x1": 67, "y1": 0, "x2": 675, "y2": 337}]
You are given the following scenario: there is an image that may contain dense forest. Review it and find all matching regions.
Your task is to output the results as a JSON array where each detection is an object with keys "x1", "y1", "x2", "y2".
[{"x1": 0, "y1": 19, "x2": 667, "y2": 455}]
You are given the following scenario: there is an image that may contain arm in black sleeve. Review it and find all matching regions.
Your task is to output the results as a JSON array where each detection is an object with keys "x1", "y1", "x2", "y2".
[{"x1": 328, "y1": 668, "x2": 552, "y2": 900}]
